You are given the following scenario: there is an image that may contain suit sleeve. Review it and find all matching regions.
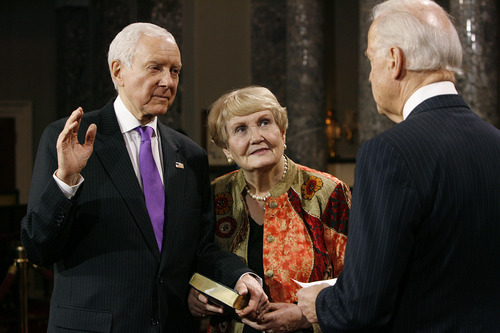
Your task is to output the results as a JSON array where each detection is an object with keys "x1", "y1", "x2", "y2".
[
  {"x1": 316, "y1": 138, "x2": 421, "y2": 331},
  {"x1": 194, "y1": 150, "x2": 252, "y2": 287},
  {"x1": 20, "y1": 122, "x2": 77, "y2": 266}
]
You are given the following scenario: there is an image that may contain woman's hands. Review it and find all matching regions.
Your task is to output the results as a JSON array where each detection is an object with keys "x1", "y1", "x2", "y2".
[
  {"x1": 189, "y1": 284, "x2": 310, "y2": 333},
  {"x1": 241, "y1": 302, "x2": 311, "y2": 333}
]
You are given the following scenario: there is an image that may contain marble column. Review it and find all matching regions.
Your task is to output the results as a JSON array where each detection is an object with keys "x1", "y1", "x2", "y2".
[
  {"x1": 251, "y1": 0, "x2": 287, "y2": 105},
  {"x1": 138, "y1": 0, "x2": 184, "y2": 131},
  {"x1": 450, "y1": 0, "x2": 499, "y2": 127},
  {"x1": 251, "y1": 0, "x2": 327, "y2": 170},
  {"x1": 285, "y1": 0, "x2": 327, "y2": 171},
  {"x1": 358, "y1": 0, "x2": 393, "y2": 145}
]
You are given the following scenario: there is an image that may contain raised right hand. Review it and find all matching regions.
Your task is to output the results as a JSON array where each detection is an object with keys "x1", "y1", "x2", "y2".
[{"x1": 55, "y1": 107, "x2": 97, "y2": 185}]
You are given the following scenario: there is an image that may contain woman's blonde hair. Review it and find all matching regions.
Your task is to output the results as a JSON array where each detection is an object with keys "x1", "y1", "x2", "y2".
[{"x1": 208, "y1": 86, "x2": 288, "y2": 148}]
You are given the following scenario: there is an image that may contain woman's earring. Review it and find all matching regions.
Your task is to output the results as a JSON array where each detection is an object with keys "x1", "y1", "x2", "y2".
[
  {"x1": 284, "y1": 143, "x2": 287, "y2": 150},
  {"x1": 227, "y1": 156, "x2": 233, "y2": 164}
]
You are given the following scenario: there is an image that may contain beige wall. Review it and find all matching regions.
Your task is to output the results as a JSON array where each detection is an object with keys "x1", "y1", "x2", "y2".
[
  {"x1": 182, "y1": 0, "x2": 252, "y2": 145},
  {"x1": 327, "y1": 163, "x2": 355, "y2": 188}
]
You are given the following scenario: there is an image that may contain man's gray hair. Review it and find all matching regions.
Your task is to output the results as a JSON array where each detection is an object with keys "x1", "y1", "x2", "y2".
[
  {"x1": 372, "y1": 0, "x2": 462, "y2": 74},
  {"x1": 108, "y1": 22, "x2": 175, "y2": 90}
]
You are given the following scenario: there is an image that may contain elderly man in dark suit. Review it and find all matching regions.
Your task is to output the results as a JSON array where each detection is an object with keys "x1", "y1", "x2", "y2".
[
  {"x1": 21, "y1": 22, "x2": 267, "y2": 332},
  {"x1": 297, "y1": 0, "x2": 500, "y2": 331}
]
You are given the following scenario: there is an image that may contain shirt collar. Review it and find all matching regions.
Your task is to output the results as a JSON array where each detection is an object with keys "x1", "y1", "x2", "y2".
[
  {"x1": 114, "y1": 95, "x2": 158, "y2": 134},
  {"x1": 403, "y1": 81, "x2": 458, "y2": 120}
]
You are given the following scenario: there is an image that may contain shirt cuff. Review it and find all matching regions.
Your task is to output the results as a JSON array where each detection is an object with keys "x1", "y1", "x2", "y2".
[
  {"x1": 53, "y1": 171, "x2": 84, "y2": 199},
  {"x1": 239, "y1": 272, "x2": 263, "y2": 286}
]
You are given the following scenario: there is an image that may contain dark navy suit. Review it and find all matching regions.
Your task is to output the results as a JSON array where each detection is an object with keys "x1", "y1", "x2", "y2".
[
  {"x1": 21, "y1": 100, "x2": 251, "y2": 332},
  {"x1": 316, "y1": 95, "x2": 500, "y2": 332}
]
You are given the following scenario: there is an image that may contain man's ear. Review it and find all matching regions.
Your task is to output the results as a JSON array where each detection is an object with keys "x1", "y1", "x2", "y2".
[
  {"x1": 389, "y1": 46, "x2": 404, "y2": 80},
  {"x1": 110, "y1": 60, "x2": 124, "y2": 87}
]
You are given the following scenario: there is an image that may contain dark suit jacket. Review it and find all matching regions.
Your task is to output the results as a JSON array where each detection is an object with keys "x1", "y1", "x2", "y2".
[
  {"x1": 316, "y1": 95, "x2": 500, "y2": 332},
  {"x1": 21, "y1": 100, "x2": 251, "y2": 332}
]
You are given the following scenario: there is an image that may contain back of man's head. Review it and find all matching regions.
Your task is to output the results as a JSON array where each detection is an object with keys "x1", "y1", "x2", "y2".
[{"x1": 372, "y1": 0, "x2": 462, "y2": 74}]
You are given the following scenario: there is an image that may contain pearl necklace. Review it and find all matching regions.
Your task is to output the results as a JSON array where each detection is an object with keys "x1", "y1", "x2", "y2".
[
  {"x1": 246, "y1": 191, "x2": 271, "y2": 202},
  {"x1": 246, "y1": 155, "x2": 288, "y2": 202}
]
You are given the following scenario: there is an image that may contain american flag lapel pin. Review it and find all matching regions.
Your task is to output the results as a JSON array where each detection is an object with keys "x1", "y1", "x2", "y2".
[{"x1": 175, "y1": 162, "x2": 184, "y2": 169}]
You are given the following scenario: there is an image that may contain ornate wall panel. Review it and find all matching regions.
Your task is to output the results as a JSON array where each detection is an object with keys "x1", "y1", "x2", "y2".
[
  {"x1": 56, "y1": 4, "x2": 91, "y2": 118},
  {"x1": 56, "y1": 0, "x2": 184, "y2": 132}
]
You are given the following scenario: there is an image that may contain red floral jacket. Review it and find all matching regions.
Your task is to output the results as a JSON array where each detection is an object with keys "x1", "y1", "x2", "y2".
[{"x1": 212, "y1": 159, "x2": 350, "y2": 311}]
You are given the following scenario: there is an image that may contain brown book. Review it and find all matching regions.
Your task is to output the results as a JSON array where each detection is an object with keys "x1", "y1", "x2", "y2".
[{"x1": 189, "y1": 273, "x2": 249, "y2": 310}]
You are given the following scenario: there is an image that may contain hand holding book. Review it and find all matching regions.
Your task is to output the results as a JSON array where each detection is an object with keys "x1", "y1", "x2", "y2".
[
  {"x1": 189, "y1": 273, "x2": 249, "y2": 310},
  {"x1": 188, "y1": 273, "x2": 269, "y2": 321}
]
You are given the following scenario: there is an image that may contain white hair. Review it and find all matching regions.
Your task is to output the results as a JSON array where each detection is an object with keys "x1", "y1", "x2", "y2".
[
  {"x1": 372, "y1": 0, "x2": 462, "y2": 74},
  {"x1": 107, "y1": 22, "x2": 175, "y2": 89}
]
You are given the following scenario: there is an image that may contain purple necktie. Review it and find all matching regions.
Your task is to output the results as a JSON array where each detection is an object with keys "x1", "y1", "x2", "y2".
[{"x1": 136, "y1": 126, "x2": 165, "y2": 251}]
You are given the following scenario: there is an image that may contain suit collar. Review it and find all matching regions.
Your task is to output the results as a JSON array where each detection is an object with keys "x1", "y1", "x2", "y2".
[
  {"x1": 407, "y1": 94, "x2": 469, "y2": 120},
  {"x1": 403, "y1": 81, "x2": 458, "y2": 120},
  {"x1": 157, "y1": 121, "x2": 181, "y2": 153},
  {"x1": 113, "y1": 96, "x2": 161, "y2": 136}
]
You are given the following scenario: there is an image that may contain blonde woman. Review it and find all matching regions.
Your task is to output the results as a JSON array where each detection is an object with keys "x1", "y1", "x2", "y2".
[{"x1": 189, "y1": 86, "x2": 350, "y2": 333}]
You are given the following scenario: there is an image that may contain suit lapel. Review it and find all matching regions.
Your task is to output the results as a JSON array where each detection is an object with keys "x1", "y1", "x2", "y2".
[
  {"x1": 94, "y1": 104, "x2": 161, "y2": 262},
  {"x1": 157, "y1": 124, "x2": 187, "y2": 269}
]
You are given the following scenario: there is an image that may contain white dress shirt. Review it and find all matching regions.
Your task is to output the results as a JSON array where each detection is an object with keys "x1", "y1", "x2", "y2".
[
  {"x1": 403, "y1": 81, "x2": 458, "y2": 120},
  {"x1": 114, "y1": 96, "x2": 164, "y2": 187}
]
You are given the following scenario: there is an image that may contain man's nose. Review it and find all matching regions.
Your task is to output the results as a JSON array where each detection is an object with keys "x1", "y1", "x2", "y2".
[{"x1": 159, "y1": 72, "x2": 174, "y2": 87}]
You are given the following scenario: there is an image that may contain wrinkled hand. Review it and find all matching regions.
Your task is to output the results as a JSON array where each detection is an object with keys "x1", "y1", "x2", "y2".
[
  {"x1": 55, "y1": 107, "x2": 97, "y2": 185},
  {"x1": 234, "y1": 274, "x2": 269, "y2": 320},
  {"x1": 297, "y1": 283, "x2": 329, "y2": 324},
  {"x1": 187, "y1": 287, "x2": 224, "y2": 319},
  {"x1": 241, "y1": 302, "x2": 311, "y2": 333}
]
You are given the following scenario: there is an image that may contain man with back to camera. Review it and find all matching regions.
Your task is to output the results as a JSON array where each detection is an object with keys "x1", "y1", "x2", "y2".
[
  {"x1": 21, "y1": 22, "x2": 267, "y2": 332},
  {"x1": 297, "y1": 0, "x2": 500, "y2": 331}
]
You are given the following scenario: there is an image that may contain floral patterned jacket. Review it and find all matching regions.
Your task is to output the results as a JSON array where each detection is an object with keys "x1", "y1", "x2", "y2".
[{"x1": 209, "y1": 158, "x2": 350, "y2": 333}]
